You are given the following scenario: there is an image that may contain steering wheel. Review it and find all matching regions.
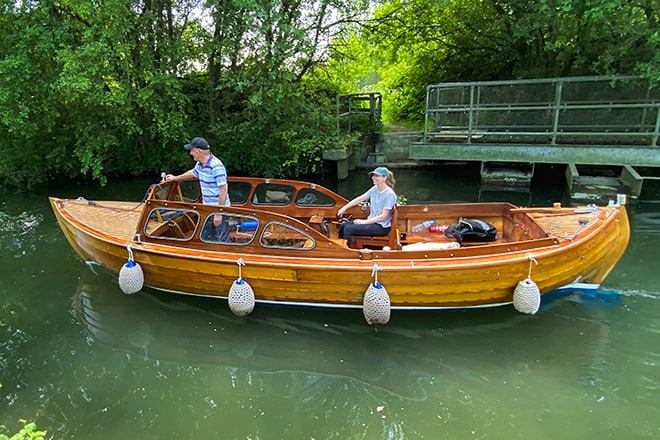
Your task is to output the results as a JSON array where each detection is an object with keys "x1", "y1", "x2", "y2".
[{"x1": 336, "y1": 213, "x2": 352, "y2": 224}]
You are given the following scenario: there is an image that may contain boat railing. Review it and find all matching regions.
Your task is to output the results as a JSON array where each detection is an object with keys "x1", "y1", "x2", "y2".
[{"x1": 423, "y1": 75, "x2": 660, "y2": 147}]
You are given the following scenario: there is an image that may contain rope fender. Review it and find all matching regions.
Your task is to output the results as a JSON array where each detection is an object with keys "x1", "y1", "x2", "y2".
[
  {"x1": 513, "y1": 253, "x2": 541, "y2": 314},
  {"x1": 228, "y1": 258, "x2": 255, "y2": 316},
  {"x1": 363, "y1": 263, "x2": 391, "y2": 325},
  {"x1": 118, "y1": 245, "x2": 144, "y2": 294}
]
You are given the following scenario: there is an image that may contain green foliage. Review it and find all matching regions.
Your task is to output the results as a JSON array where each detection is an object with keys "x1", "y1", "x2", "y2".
[
  {"x1": 505, "y1": 0, "x2": 660, "y2": 78},
  {"x1": 0, "y1": 0, "x2": 370, "y2": 187},
  {"x1": 319, "y1": 0, "x2": 660, "y2": 125},
  {"x1": 2, "y1": 0, "x2": 658, "y2": 187},
  {"x1": 210, "y1": 71, "x2": 352, "y2": 177},
  {"x1": 0, "y1": 4, "x2": 74, "y2": 188},
  {"x1": 0, "y1": 419, "x2": 47, "y2": 440},
  {"x1": 0, "y1": 0, "x2": 197, "y2": 187}
]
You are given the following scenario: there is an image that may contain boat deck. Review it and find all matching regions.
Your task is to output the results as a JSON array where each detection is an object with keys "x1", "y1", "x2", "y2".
[
  {"x1": 57, "y1": 199, "x2": 142, "y2": 242},
  {"x1": 527, "y1": 209, "x2": 602, "y2": 239},
  {"x1": 56, "y1": 197, "x2": 607, "y2": 250}
]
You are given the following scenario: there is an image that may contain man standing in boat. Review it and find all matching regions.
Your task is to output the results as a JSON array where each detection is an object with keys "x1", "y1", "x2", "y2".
[
  {"x1": 164, "y1": 137, "x2": 231, "y2": 242},
  {"x1": 337, "y1": 166, "x2": 397, "y2": 247}
]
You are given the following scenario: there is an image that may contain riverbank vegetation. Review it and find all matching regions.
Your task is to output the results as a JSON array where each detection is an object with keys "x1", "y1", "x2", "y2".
[
  {"x1": 0, "y1": 419, "x2": 46, "y2": 440},
  {"x1": 1, "y1": 0, "x2": 658, "y2": 188}
]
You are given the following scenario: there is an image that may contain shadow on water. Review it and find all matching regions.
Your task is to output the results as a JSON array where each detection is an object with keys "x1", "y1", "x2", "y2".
[{"x1": 73, "y1": 267, "x2": 619, "y2": 402}]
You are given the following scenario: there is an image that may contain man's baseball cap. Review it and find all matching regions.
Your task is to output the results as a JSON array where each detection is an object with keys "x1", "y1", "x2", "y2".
[{"x1": 184, "y1": 137, "x2": 209, "y2": 150}]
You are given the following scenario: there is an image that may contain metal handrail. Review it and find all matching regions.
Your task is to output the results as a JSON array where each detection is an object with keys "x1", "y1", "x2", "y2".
[{"x1": 424, "y1": 75, "x2": 660, "y2": 146}]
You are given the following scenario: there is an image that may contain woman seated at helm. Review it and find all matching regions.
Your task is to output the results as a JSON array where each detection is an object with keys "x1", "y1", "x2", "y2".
[{"x1": 337, "y1": 167, "x2": 397, "y2": 248}]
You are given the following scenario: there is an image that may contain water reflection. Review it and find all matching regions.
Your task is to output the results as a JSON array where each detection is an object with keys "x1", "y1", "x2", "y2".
[
  {"x1": 0, "y1": 171, "x2": 653, "y2": 439},
  {"x1": 0, "y1": 210, "x2": 44, "y2": 256},
  {"x1": 1, "y1": 169, "x2": 657, "y2": 439},
  {"x1": 631, "y1": 210, "x2": 660, "y2": 235},
  {"x1": 72, "y1": 267, "x2": 615, "y2": 404}
]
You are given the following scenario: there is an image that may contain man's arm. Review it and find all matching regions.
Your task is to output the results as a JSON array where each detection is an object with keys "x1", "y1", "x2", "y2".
[
  {"x1": 164, "y1": 169, "x2": 194, "y2": 182},
  {"x1": 218, "y1": 183, "x2": 228, "y2": 206}
]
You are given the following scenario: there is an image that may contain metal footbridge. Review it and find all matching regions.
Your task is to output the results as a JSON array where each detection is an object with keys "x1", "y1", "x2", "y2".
[{"x1": 410, "y1": 75, "x2": 660, "y2": 198}]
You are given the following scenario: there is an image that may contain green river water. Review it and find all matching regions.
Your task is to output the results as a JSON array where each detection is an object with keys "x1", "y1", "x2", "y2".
[{"x1": 1, "y1": 166, "x2": 658, "y2": 439}]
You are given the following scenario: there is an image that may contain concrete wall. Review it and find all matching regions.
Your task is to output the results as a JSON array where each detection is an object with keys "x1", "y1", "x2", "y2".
[{"x1": 378, "y1": 131, "x2": 421, "y2": 161}]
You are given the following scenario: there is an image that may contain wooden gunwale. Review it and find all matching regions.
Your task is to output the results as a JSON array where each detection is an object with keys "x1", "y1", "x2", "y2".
[{"x1": 51, "y1": 196, "x2": 625, "y2": 271}]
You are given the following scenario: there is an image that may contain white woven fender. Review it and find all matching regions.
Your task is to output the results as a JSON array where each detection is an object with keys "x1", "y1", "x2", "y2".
[
  {"x1": 118, "y1": 260, "x2": 144, "y2": 294},
  {"x1": 363, "y1": 282, "x2": 391, "y2": 325},
  {"x1": 513, "y1": 277, "x2": 541, "y2": 315},
  {"x1": 228, "y1": 278, "x2": 255, "y2": 316}
]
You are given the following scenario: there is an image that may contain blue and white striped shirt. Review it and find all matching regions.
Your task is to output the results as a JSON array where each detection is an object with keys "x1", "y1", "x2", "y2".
[{"x1": 192, "y1": 154, "x2": 230, "y2": 206}]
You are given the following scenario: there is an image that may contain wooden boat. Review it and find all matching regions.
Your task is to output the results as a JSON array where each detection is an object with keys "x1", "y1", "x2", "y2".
[{"x1": 50, "y1": 176, "x2": 629, "y2": 322}]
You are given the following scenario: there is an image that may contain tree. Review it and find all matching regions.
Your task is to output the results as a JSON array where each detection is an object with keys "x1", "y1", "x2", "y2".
[
  {"x1": 1, "y1": 0, "x2": 197, "y2": 186},
  {"x1": 198, "y1": 0, "x2": 371, "y2": 177},
  {"x1": 321, "y1": 0, "x2": 660, "y2": 125},
  {"x1": 0, "y1": 0, "x2": 371, "y2": 187}
]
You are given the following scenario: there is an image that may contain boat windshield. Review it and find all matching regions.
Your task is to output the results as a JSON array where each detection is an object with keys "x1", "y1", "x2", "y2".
[
  {"x1": 150, "y1": 181, "x2": 202, "y2": 203},
  {"x1": 252, "y1": 183, "x2": 295, "y2": 205},
  {"x1": 294, "y1": 188, "x2": 337, "y2": 207},
  {"x1": 228, "y1": 181, "x2": 252, "y2": 204}
]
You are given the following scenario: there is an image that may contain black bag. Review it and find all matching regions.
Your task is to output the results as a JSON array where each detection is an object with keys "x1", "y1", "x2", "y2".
[{"x1": 444, "y1": 219, "x2": 497, "y2": 243}]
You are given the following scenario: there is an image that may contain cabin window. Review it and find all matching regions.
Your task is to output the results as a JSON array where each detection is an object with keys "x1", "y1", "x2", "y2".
[
  {"x1": 260, "y1": 222, "x2": 315, "y2": 249},
  {"x1": 176, "y1": 181, "x2": 202, "y2": 202},
  {"x1": 228, "y1": 181, "x2": 252, "y2": 205},
  {"x1": 149, "y1": 183, "x2": 174, "y2": 200},
  {"x1": 144, "y1": 208, "x2": 200, "y2": 240},
  {"x1": 295, "y1": 188, "x2": 336, "y2": 207},
  {"x1": 252, "y1": 183, "x2": 295, "y2": 205},
  {"x1": 200, "y1": 213, "x2": 259, "y2": 245}
]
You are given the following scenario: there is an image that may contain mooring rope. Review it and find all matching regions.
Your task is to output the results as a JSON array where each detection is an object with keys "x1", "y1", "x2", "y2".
[
  {"x1": 74, "y1": 196, "x2": 144, "y2": 212},
  {"x1": 236, "y1": 257, "x2": 245, "y2": 279},
  {"x1": 527, "y1": 252, "x2": 538, "y2": 278},
  {"x1": 371, "y1": 263, "x2": 383, "y2": 285}
]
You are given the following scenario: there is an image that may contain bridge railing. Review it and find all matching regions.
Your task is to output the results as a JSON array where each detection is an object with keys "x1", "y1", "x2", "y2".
[{"x1": 424, "y1": 76, "x2": 660, "y2": 147}]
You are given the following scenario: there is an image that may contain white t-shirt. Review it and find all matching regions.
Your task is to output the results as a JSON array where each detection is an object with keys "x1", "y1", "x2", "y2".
[{"x1": 367, "y1": 185, "x2": 397, "y2": 228}]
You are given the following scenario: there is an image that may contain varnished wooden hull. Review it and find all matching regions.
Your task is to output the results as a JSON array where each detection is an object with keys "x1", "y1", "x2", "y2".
[{"x1": 50, "y1": 186, "x2": 629, "y2": 311}]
